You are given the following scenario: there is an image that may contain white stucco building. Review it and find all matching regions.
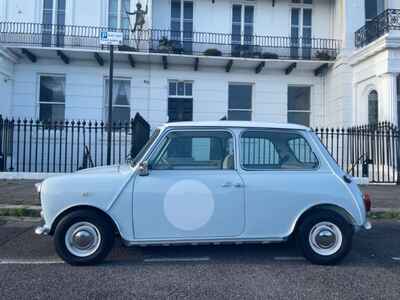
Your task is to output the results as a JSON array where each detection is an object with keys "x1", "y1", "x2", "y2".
[{"x1": 0, "y1": 0, "x2": 399, "y2": 129}]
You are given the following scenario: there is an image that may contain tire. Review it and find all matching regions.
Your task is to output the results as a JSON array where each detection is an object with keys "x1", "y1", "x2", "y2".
[
  {"x1": 297, "y1": 210, "x2": 353, "y2": 265},
  {"x1": 54, "y1": 210, "x2": 115, "y2": 266}
]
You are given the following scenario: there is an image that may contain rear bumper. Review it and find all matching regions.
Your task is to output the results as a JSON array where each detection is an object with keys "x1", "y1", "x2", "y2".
[{"x1": 355, "y1": 219, "x2": 372, "y2": 232}]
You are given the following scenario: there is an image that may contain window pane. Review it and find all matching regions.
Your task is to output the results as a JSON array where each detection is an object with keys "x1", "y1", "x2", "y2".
[
  {"x1": 303, "y1": 0, "x2": 313, "y2": 4},
  {"x1": 44, "y1": 0, "x2": 54, "y2": 10},
  {"x1": 169, "y1": 81, "x2": 177, "y2": 95},
  {"x1": 177, "y1": 82, "x2": 185, "y2": 95},
  {"x1": 303, "y1": 9, "x2": 312, "y2": 26},
  {"x1": 288, "y1": 112, "x2": 310, "y2": 126},
  {"x1": 109, "y1": 0, "x2": 118, "y2": 13},
  {"x1": 57, "y1": 0, "x2": 66, "y2": 10},
  {"x1": 112, "y1": 106, "x2": 130, "y2": 123},
  {"x1": 40, "y1": 76, "x2": 65, "y2": 102},
  {"x1": 240, "y1": 130, "x2": 318, "y2": 170},
  {"x1": 43, "y1": 11, "x2": 53, "y2": 25},
  {"x1": 240, "y1": 133, "x2": 280, "y2": 168},
  {"x1": 168, "y1": 98, "x2": 193, "y2": 122},
  {"x1": 365, "y1": 0, "x2": 378, "y2": 20},
  {"x1": 40, "y1": 103, "x2": 65, "y2": 123},
  {"x1": 244, "y1": 6, "x2": 254, "y2": 24},
  {"x1": 288, "y1": 137, "x2": 318, "y2": 165},
  {"x1": 232, "y1": 5, "x2": 241, "y2": 23},
  {"x1": 184, "y1": 1, "x2": 193, "y2": 20},
  {"x1": 228, "y1": 84, "x2": 252, "y2": 109},
  {"x1": 185, "y1": 82, "x2": 192, "y2": 96},
  {"x1": 171, "y1": 0, "x2": 181, "y2": 19},
  {"x1": 288, "y1": 86, "x2": 310, "y2": 110},
  {"x1": 228, "y1": 110, "x2": 252, "y2": 121},
  {"x1": 368, "y1": 90, "x2": 378, "y2": 124},
  {"x1": 152, "y1": 131, "x2": 234, "y2": 170},
  {"x1": 291, "y1": 8, "x2": 300, "y2": 26}
]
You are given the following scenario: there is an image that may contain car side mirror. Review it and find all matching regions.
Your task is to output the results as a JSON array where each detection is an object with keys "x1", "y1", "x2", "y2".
[{"x1": 138, "y1": 161, "x2": 149, "y2": 176}]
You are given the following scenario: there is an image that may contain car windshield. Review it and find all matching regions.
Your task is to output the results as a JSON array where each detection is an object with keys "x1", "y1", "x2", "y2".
[{"x1": 130, "y1": 128, "x2": 161, "y2": 166}]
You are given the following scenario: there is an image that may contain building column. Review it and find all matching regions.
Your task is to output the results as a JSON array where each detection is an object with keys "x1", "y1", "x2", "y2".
[{"x1": 380, "y1": 73, "x2": 398, "y2": 125}]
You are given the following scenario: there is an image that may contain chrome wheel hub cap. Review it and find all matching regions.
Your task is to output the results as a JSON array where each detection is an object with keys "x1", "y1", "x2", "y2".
[
  {"x1": 309, "y1": 222, "x2": 342, "y2": 256},
  {"x1": 65, "y1": 222, "x2": 101, "y2": 257}
]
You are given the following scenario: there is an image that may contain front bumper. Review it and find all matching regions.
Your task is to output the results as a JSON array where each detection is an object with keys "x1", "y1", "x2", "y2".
[
  {"x1": 35, "y1": 225, "x2": 50, "y2": 235},
  {"x1": 34, "y1": 210, "x2": 50, "y2": 236}
]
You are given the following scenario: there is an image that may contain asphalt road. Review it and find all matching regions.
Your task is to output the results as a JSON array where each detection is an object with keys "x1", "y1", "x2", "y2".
[{"x1": 0, "y1": 219, "x2": 399, "y2": 299}]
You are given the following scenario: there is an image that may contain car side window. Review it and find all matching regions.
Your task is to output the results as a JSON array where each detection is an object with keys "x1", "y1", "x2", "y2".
[
  {"x1": 240, "y1": 130, "x2": 318, "y2": 170},
  {"x1": 151, "y1": 131, "x2": 235, "y2": 170}
]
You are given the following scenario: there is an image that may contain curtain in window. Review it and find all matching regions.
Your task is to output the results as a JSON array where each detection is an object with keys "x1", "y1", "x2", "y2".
[{"x1": 105, "y1": 80, "x2": 131, "y2": 123}]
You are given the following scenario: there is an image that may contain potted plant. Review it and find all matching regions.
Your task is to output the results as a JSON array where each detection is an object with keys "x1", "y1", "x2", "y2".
[
  {"x1": 158, "y1": 36, "x2": 173, "y2": 53},
  {"x1": 315, "y1": 50, "x2": 333, "y2": 61}
]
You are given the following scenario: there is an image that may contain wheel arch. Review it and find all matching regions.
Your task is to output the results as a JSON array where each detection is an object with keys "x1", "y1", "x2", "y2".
[
  {"x1": 291, "y1": 204, "x2": 357, "y2": 235},
  {"x1": 49, "y1": 205, "x2": 120, "y2": 236}
]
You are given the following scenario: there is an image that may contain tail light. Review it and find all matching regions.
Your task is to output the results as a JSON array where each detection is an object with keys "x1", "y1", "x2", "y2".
[{"x1": 363, "y1": 193, "x2": 372, "y2": 212}]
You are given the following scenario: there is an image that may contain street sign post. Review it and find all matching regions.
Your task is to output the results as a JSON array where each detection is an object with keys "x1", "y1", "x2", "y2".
[{"x1": 100, "y1": 31, "x2": 123, "y2": 165}]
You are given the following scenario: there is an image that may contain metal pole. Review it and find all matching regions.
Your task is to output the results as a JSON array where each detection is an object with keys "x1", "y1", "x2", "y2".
[{"x1": 107, "y1": 45, "x2": 114, "y2": 165}]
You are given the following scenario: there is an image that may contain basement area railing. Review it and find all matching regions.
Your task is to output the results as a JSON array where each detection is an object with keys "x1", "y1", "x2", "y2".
[{"x1": 0, "y1": 115, "x2": 399, "y2": 184}]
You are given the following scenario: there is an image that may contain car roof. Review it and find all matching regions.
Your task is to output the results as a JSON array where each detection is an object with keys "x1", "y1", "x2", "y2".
[{"x1": 160, "y1": 121, "x2": 310, "y2": 131}]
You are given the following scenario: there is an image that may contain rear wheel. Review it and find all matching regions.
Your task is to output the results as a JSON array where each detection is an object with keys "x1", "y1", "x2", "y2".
[
  {"x1": 54, "y1": 210, "x2": 115, "y2": 266},
  {"x1": 297, "y1": 211, "x2": 353, "y2": 265}
]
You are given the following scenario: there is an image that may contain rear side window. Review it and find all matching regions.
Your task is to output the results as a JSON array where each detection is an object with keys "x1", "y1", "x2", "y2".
[{"x1": 240, "y1": 130, "x2": 318, "y2": 170}]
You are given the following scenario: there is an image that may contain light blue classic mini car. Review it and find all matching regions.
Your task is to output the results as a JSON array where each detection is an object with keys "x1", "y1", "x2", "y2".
[{"x1": 35, "y1": 122, "x2": 371, "y2": 265}]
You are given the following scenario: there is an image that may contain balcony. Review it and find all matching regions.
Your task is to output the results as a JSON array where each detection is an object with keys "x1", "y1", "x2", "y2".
[
  {"x1": 0, "y1": 22, "x2": 340, "y2": 63},
  {"x1": 355, "y1": 9, "x2": 400, "y2": 48}
]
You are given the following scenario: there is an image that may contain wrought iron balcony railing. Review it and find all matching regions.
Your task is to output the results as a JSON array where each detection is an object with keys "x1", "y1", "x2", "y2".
[
  {"x1": 0, "y1": 22, "x2": 340, "y2": 61},
  {"x1": 355, "y1": 9, "x2": 400, "y2": 48}
]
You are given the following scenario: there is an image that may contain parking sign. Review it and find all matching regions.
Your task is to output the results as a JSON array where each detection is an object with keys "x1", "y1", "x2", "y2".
[{"x1": 100, "y1": 31, "x2": 123, "y2": 45}]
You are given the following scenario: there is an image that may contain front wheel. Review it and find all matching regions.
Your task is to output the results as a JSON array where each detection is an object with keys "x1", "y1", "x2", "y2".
[
  {"x1": 54, "y1": 210, "x2": 115, "y2": 266},
  {"x1": 297, "y1": 211, "x2": 353, "y2": 265}
]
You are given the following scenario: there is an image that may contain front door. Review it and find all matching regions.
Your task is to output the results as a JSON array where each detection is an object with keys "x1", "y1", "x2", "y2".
[{"x1": 132, "y1": 130, "x2": 245, "y2": 240}]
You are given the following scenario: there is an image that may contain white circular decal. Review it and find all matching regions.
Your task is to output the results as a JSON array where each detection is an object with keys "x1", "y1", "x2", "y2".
[{"x1": 164, "y1": 180, "x2": 215, "y2": 231}]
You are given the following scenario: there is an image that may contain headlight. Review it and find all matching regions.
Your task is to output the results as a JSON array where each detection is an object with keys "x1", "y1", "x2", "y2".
[{"x1": 35, "y1": 182, "x2": 42, "y2": 193}]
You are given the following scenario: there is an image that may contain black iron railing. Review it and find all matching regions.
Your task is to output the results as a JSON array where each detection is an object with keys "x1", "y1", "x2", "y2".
[
  {"x1": 0, "y1": 115, "x2": 399, "y2": 184},
  {"x1": 355, "y1": 9, "x2": 400, "y2": 48},
  {"x1": 0, "y1": 22, "x2": 340, "y2": 61},
  {"x1": 314, "y1": 122, "x2": 400, "y2": 184},
  {"x1": 0, "y1": 114, "x2": 150, "y2": 173}
]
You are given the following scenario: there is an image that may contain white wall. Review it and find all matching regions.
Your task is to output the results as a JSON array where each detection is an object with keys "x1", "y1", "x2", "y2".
[
  {"x1": 152, "y1": 0, "x2": 335, "y2": 39},
  {"x1": 10, "y1": 58, "x2": 325, "y2": 128}
]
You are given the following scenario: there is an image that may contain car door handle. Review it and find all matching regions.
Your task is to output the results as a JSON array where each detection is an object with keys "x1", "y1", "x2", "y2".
[
  {"x1": 221, "y1": 182, "x2": 233, "y2": 188},
  {"x1": 234, "y1": 183, "x2": 245, "y2": 188}
]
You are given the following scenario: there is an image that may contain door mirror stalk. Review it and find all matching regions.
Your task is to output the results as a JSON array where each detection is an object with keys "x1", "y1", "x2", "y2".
[{"x1": 138, "y1": 161, "x2": 149, "y2": 176}]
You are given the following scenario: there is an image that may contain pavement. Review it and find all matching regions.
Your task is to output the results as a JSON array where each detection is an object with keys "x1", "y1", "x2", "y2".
[
  {"x1": 0, "y1": 179, "x2": 400, "y2": 211},
  {"x1": 0, "y1": 218, "x2": 399, "y2": 299}
]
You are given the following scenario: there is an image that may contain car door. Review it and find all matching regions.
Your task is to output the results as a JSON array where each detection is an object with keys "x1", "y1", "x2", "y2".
[
  {"x1": 238, "y1": 129, "x2": 322, "y2": 238},
  {"x1": 132, "y1": 129, "x2": 245, "y2": 240}
]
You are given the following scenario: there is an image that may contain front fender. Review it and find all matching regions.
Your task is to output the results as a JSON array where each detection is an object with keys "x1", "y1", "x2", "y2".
[{"x1": 40, "y1": 169, "x2": 135, "y2": 240}]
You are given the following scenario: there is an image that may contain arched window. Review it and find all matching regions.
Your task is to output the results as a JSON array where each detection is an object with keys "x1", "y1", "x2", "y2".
[{"x1": 368, "y1": 90, "x2": 378, "y2": 124}]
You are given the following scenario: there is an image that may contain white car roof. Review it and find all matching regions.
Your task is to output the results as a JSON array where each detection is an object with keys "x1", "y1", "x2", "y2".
[{"x1": 161, "y1": 121, "x2": 310, "y2": 131}]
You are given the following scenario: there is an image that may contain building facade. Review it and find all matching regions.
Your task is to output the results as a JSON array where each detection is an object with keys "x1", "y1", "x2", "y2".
[{"x1": 0, "y1": 0, "x2": 399, "y2": 130}]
